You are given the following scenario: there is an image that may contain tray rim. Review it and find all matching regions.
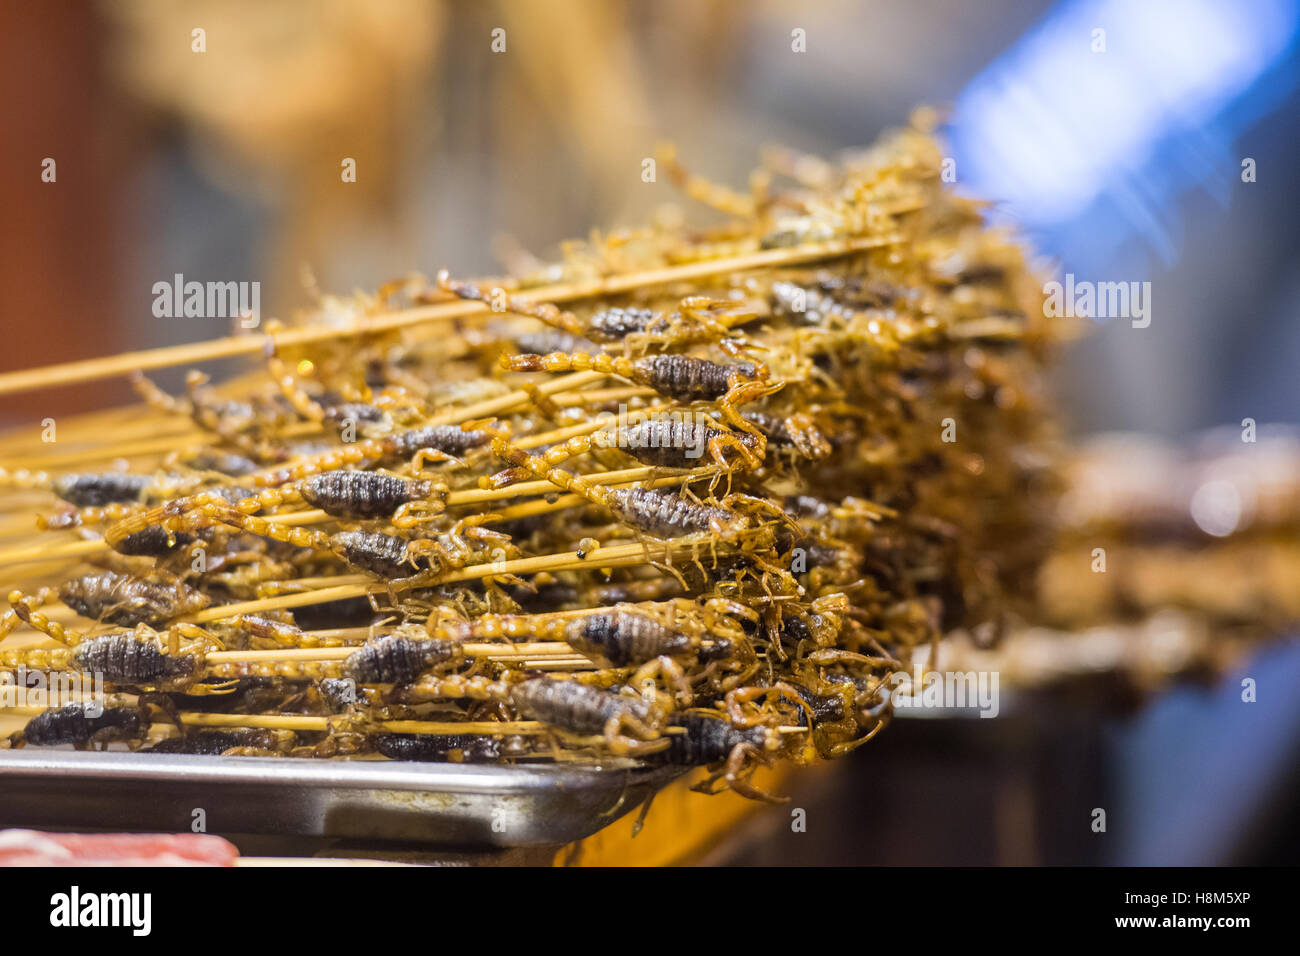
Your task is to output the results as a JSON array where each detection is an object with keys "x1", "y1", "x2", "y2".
[
  {"x1": 0, "y1": 750, "x2": 687, "y2": 848},
  {"x1": 0, "y1": 748, "x2": 679, "y2": 792}
]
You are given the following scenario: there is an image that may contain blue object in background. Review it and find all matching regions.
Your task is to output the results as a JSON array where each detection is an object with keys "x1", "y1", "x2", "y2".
[
  {"x1": 948, "y1": 0, "x2": 1300, "y2": 275},
  {"x1": 1106, "y1": 638, "x2": 1300, "y2": 864}
]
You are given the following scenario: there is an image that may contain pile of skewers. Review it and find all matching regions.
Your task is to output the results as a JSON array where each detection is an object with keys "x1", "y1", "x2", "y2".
[
  {"x1": 0, "y1": 114, "x2": 1060, "y2": 801},
  {"x1": 1041, "y1": 428, "x2": 1300, "y2": 635}
]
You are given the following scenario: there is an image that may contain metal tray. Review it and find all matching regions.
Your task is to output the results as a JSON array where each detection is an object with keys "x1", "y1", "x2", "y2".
[{"x1": 0, "y1": 750, "x2": 682, "y2": 847}]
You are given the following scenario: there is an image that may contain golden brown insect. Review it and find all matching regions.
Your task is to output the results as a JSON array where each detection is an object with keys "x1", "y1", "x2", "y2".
[
  {"x1": 37, "y1": 482, "x2": 259, "y2": 532},
  {"x1": 3, "y1": 593, "x2": 232, "y2": 694},
  {"x1": 482, "y1": 416, "x2": 764, "y2": 490},
  {"x1": 56, "y1": 569, "x2": 212, "y2": 627},
  {"x1": 500, "y1": 350, "x2": 777, "y2": 438},
  {"x1": 451, "y1": 605, "x2": 697, "y2": 702},
  {"x1": 50, "y1": 472, "x2": 155, "y2": 507},
  {"x1": 387, "y1": 668, "x2": 671, "y2": 756},
  {"x1": 490, "y1": 438, "x2": 790, "y2": 544},
  {"x1": 770, "y1": 280, "x2": 856, "y2": 327},
  {"x1": 68, "y1": 631, "x2": 222, "y2": 691},
  {"x1": 740, "y1": 410, "x2": 832, "y2": 461},
  {"x1": 449, "y1": 598, "x2": 756, "y2": 701},
  {"x1": 249, "y1": 421, "x2": 500, "y2": 487},
  {"x1": 0, "y1": 586, "x2": 57, "y2": 640},
  {"x1": 659, "y1": 712, "x2": 790, "y2": 802},
  {"x1": 784, "y1": 671, "x2": 892, "y2": 758},
  {"x1": 105, "y1": 498, "x2": 516, "y2": 585},
  {"x1": 507, "y1": 677, "x2": 667, "y2": 756},
  {"x1": 97, "y1": 470, "x2": 449, "y2": 529},
  {"x1": 228, "y1": 614, "x2": 352, "y2": 649},
  {"x1": 0, "y1": 467, "x2": 207, "y2": 525},
  {"x1": 438, "y1": 270, "x2": 759, "y2": 354},
  {"x1": 133, "y1": 371, "x2": 285, "y2": 460},
  {"x1": 169, "y1": 450, "x2": 261, "y2": 478}
]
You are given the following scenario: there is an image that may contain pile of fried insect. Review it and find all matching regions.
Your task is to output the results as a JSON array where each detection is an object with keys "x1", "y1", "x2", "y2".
[{"x1": 0, "y1": 116, "x2": 1059, "y2": 802}]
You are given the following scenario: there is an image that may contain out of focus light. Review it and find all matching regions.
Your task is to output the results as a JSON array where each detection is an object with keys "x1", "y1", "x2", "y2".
[
  {"x1": 949, "y1": 0, "x2": 1300, "y2": 256},
  {"x1": 1189, "y1": 478, "x2": 1242, "y2": 537}
]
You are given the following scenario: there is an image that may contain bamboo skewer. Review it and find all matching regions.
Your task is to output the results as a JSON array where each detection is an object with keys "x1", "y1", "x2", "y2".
[
  {"x1": 214, "y1": 369, "x2": 610, "y2": 489},
  {"x1": 0, "y1": 705, "x2": 551, "y2": 736},
  {"x1": 0, "y1": 464, "x2": 715, "y2": 569},
  {"x1": 0, "y1": 370, "x2": 610, "y2": 487},
  {"x1": 182, "y1": 536, "x2": 717, "y2": 622},
  {"x1": 394, "y1": 370, "x2": 607, "y2": 429},
  {"x1": 0, "y1": 539, "x2": 106, "y2": 568},
  {"x1": 513, "y1": 404, "x2": 673, "y2": 450},
  {"x1": 552, "y1": 386, "x2": 658, "y2": 406},
  {"x1": 445, "y1": 465, "x2": 712, "y2": 507},
  {"x1": 0, "y1": 592, "x2": 706, "y2": 649},
  {"x1": 0, "y1": 644, "x2": 593, "y2": 671},
  {"x1": 0, "y1": 426, "x2": 678, "y2": 548},
  {"x1": 0, "y1": 431, "x2": 213, "y2": 470},
  {"x1": 0, "y1": 237, "x2": 884, "y2": 398},
  {"x1": 0, "y1": 704, "x2": 806, "y2": 739},
  {"x1": 202, "y1": 642, "x2": 585, "y2": 664}
]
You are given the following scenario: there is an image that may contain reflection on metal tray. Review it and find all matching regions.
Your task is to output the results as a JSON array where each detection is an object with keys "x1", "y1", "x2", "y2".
[{"x1": 0, "y1": 750, "x2": 682, "y2": 846}]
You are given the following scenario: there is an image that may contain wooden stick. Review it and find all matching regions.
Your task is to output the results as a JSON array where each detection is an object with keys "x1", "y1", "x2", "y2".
[
  {"x1": 0, "y1": 538, "x2": 104, "y2": 567},
  {"x1": 0, "y1": 704, "x2": 549, "y2": 736},
  {"x1": 0, "y1": 463, "x2": 712, "y2": 569},
  {"x1": 0, "y1": 237, "x2": 884, "y2": 397},
  {"x1": 183, "y1": 536, "x2": 714, "y2": 622},
  {"x1": 220, "y1": 369, "x2": 609, "y2": 489},
  {"x1": 186, "y1": 584, "x2": 374, "y2": 622},
  {"x1": 0, "y1": 370, "x2": 605, "y2": 494},
  {"x1": 179, "y1": 713, "x2": 557, "y2": 735},
  {"x1": 202, "y1": 642, "x2": 583, "y2": 664},
  {"x1": 551, "y1": 386, "x2": 658, "y2": 406},
  {"x1": 407, "y1": 370, "x2": 607, "y2": 428},
  {"x1": 451, "y1": 464, "x2": 710, "y2": 506},
  {"x1": 1, "y1": 431, "x2": 207, "y2": 470},
  {"x1": 513, "y1": 403, "x2": 672, "y2": 450},
  {"x1": 1, "y1": 703, "x2": 808, "y2": 738}
]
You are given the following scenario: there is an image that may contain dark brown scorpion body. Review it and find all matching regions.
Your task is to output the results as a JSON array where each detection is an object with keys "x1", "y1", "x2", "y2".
[
  {"x1": 508, "y1": 677, "x2": 663, "y2": 755},
  {"x1": 342, "y1": 633, "x2": 459, "y2": 684},
  {"x1": 565, "y1": 610, "x2": 691, "y2": 667},
  {"x1": 300, "y1": 471, "x2": 441, "y2": 520},
  {"x1": 72, "y1": 633, "x2": 197, "y2": 685},
  {"x1": 10, "y1": 703, "x2": 151, "y2": 750},
  {"x1": 59, "y1": 570, "x2": 211, "y2": 627}
]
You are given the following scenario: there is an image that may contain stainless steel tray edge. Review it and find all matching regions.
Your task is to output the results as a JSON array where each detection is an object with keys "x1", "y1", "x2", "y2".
[{"x1": 0, "y1": 751, "x2": 683, "y2": 847}]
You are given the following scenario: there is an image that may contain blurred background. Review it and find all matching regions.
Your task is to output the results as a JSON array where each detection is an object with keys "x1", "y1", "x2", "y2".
[{"x1": 1, "y1": 0, "x2": 1297, "y2": 864}]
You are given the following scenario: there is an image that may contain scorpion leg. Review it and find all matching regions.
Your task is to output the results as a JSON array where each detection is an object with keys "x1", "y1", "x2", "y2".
[
  {"x1": 410, "y1": 447, "x2": 461, "y2": 477},
  {"x1": 722, "y1": 743, "x2": 786, "y2": 804},
  {"x1": 600, "y1": 711, "x2": 665, "y2": 757},
  {"x1": 826, "y1": 718, "x2": 886, "y2": 757},
  {"x1": 631, "y1": 655, "x2": 693, "y2": 707}
]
